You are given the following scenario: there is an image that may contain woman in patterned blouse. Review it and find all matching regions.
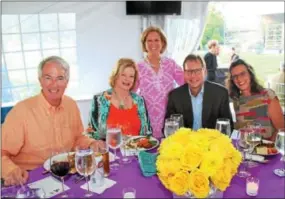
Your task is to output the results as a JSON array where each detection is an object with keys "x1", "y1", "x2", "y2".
[
  {"x1": 226, "y1": 59, "x2": 284, "y2": 141},
  {"x1": 88, "y1": 58, "x2": 152, "y2": 140},
  {"x1": 135, "y1": 26, "x2": 185, "y2": 138}
]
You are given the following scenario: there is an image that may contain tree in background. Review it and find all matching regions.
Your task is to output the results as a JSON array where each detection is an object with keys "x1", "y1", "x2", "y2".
[{"x1": 200, "y1": 3, "x2": 225, "y2": 49}]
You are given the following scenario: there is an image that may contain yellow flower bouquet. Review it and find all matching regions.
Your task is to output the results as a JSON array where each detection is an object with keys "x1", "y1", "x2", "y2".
[{"x1": 156, "y1": 128, "x2": 242, "y2": 198}]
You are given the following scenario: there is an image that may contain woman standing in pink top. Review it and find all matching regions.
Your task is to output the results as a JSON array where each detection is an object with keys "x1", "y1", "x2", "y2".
[{"x1": 135, "y1": 26, "x2": 185, "y2": 138}]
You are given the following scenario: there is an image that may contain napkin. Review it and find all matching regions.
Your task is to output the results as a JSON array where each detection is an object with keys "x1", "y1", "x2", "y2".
[
  {"x1": 138, "y1": 151, "x2": 157, "y2": 177},
  {"x1": 80, "y1": 178, "x2": 116, "y2": 194},
  {"x1": 120, "y1": 147, "x2": 137, "y2": 157},
  {"x1": 245, "y1": 153, "x2": 266, "y2": 163},
  {"x1": 28, "y1": 176, "x2": 70, "y2": 198}
]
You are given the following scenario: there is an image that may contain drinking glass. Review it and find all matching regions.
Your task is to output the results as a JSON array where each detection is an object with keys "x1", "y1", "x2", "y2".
[
  {"x1": 122, "y1": 187, "x2": 136, "y2": 198},
  {"x1": 121, "y1": 132, "x2": 132, "y2": 164},
  {"x1": 170, "y1": 114, "x2": 184, "y2": 128},
  {"x1": 245, "y1": 125, "x2": 262, "y2": 168},
  {"x1": 235, "y1": 128, "x2": 251, "y2": 178},
  {"x1": 164, "y1": 118, "x2": 179, "y2": 138},
  {"x1": 75, "y1": 147, "x2": 96, "y2": 198},
  {"x1": 274, "y1": 128, "x2": 285, "y2": 176},
  {"x1": 49, "y1": 149, "x2": 71, "y2": 198},
  {"x1": 215, "y1": 118, "x2": 231, "y2": 137},
  {"x1": 106, "y1": 126, "x2": 122, "y2": 170},
  {"x1": 246, "y1": 177, "x2": 259, "y2": 196}
]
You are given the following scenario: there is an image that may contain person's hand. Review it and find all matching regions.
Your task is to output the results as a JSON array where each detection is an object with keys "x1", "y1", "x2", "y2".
[
  {"x1": 90, "y1": 140, "x2": 106, "y2": 152},
  {"x1": 4, "y1": 167, "x2": 29, "y2": 186}
]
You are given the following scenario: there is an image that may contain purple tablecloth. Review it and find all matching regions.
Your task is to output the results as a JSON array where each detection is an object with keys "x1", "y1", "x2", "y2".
[{"x1": 22, "y1": 152, "x2": 284, "y2": 198}]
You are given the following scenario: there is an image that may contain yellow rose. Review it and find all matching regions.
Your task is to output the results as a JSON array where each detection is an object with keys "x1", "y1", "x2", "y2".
[
  {"x1": 169, "y1": 171, "x2": 189, "y2": 196},
  {"x1": 158, "y1": 174, "x2": 170, "y2": 190},
  {"x1": 188, "y1": 169, "x2": 210, "y2": 198},
  {"x1": 157, "y1": 157, "x2": 182, "y2": 177},
  {"x1": 159, "y1": 142, "x2": 184, "y2": 158},
  {"x1": 211, "y1": 165, "x2": 232, "y2": 191},
  {"x1": 197, "y1": 128, "x2": 222, "y2": 141},
  {"x1": 180, "y1": 145, "x2": 203, "y2": 171},
  {"x1": 200, "y1": 151, "x2": 223, "y2": 177},
  {"x1": 188, "y1": 134, "x2": 209, "y2": 152}
]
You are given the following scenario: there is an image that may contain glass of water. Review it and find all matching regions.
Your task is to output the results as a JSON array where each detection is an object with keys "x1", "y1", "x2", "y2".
[
  {"x1": 170, "y1": 114, "x2": 184, "y2": 128},
  {"x1": 164, "y1": 118, "x2": 179, "y2": 138},
  {"x1": 215, "y1": 118, "x2": 231, "y2": 137},
  {"x1": 274, "y1": 128, "x2": 285, "y2": 176},
  {"x1": 122, "y1": 187, "x2": 136, "y2": 198}
]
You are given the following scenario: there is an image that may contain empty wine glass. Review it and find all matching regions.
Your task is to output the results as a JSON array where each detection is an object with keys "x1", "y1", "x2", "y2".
[
  {"x1": 106, "y1": 125, "x2": 122, "y2": 170},
  {"x1": 75, "y1": 146, "x2": 96, "y2": 198},
  {"x1": 235, "y1": 128, "x2": 251, "y2": 178},
  {"x1": 274, "y1": 128, "x2": 285, "y2": 176},
  {"x1": 170, "y1": 114, "x2": 184, "y2": 128},
  {"x1": 164, "y1": 118, "x2": 179, "y2": 138},
  {"x1": 215, "y1": 118, "x2": 231, "y2": 137},
  {"x1": 121, "y1": 131, "x2": 132, "y2": 164},
  {"x1": 49, "y1": 148, "x2": 71, "y2": 198}
]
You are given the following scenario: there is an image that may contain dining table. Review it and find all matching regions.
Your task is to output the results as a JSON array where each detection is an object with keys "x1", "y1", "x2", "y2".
[{"x1": 2, "y1": 140, "x2": 285, "y2": 198}]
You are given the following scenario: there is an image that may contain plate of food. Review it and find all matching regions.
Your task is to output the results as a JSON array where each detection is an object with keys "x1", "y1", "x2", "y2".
[
  {"x1": 254, "y1": 140, "x2": 279, "y2": 156},
  {"x1": 126, "y1": 136, "x2": 159, "y2": 151},
  {"x1": 43, "y1": 152, "x2": 77, "y2": 174}
]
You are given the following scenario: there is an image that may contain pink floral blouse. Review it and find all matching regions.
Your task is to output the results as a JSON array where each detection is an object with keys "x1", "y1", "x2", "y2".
[{"x1": 135, "y1": 56, "x2": 185, "y2": 138}]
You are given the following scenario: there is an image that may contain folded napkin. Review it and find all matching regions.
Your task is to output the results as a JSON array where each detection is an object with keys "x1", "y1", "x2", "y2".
[
  {"x1": 245, "y1": 153, "x2": 266, "y2": 163},
  {"x1": 80, "y1": 178, "x2": 116, "y2": 194},
  {"x1": 138, "y1": 151, "x2": 158, "y2": 177},
  {"x1": 28, "y1": 176, "x2": 70, "y2": 198}
]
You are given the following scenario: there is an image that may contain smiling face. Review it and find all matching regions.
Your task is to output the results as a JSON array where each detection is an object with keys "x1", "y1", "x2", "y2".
[
  {"x1": 230, "y1": 64, "x2": 251, "y2": 94},
  {"x1": 39, "y1": 61, "x2": 68, "y2": 106},
  {"x1": 115, "y1": 67, "x2": 136, "y2": 91},
  {"x1": 184, "y1": 60, "x2": 206, "y2": 91},
  {"x1": 145, "y1": 31, "x2": 164, "y2": 56}
]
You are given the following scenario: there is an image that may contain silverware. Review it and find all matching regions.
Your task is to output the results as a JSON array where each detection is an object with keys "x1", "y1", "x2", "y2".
[{"x1": 74, "y1": 176, "x2": 85, "y2": 184}]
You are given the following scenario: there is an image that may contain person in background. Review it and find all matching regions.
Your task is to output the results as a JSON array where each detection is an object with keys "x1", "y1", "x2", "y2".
[
  {"x1": 165, "y1": 54, "x2": 233, "y2": 132},
  {"x1": 265, "y1": 61, "x2": 285, "y2": 112},
  {"x1": 226, "y1": 59, "x2": 284, "y2": 141},
  {"x1": 230, "y1": 47, "x2": 239, "y2": 63},
  {"x1": 204, "y1": 40, "x2": 219, "y2": 82},
  {"x1": 1, "y1": 56, "x2": 104, "y2": 186},
  {"x1": 135, "y1": 26, "x2": 184, "y2": 138},
  {"x1": 88, "y1": 58, "x2": 152, "y2": 140}
]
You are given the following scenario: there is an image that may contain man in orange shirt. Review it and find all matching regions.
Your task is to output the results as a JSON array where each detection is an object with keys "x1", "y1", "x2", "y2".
[{"x1": 1, "y1": 56, "x2": 104, "y2": 186}]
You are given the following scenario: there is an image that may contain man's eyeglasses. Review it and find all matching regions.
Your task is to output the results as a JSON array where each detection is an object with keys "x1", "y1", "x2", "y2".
[
  {"x1": 42, "y1": 75, "x2": 67, "y2": 84},
  {"x1": 184, "y1": 68, "x2": 203, "y2": 75},
  {"x1": 231, "y1": 71, "x2": 248, "y2": 81}
]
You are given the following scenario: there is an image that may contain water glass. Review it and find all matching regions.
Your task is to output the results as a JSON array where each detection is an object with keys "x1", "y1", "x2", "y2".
[
  {"x1": 121, "y1": 133, "x2": 132, "y2": 164},
  {"x1": 215, "y1": 118, "x2": 231, "y2": 136},
  {"x1": 273, "y1": 128, "x2": 285, "y2": 176},
  {"x1": 235, "y1": 128, "x2": 251, "y2": 178},
  {"x1": 246, "y1": 177, "x2": 259, "y2": 196},
  {"x1": 122, "y1": 187, "x2": 136, "y2": 198},
  {"x1": 106, "y1": 125, "x2": 122, "y2": 170},
  {"x1": 164, "y1": 118, "x2": 179, "y2": 138},
  {"x1": 170, "y1": 114, "x2": 184, "y2": 128}
]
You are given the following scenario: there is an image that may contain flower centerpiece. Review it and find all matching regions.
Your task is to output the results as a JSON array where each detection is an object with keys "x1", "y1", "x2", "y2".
[{"x1": 156, "y1": 128, "x2": 242, "y2": 198}]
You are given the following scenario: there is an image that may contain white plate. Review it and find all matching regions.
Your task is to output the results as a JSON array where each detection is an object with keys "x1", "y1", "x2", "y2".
[
  {"x1": 238, "y1": 139, "x2": 279, "y2": 156},
  {"x1": 126, "y1": 136, "x2": 159, "y2": 151}
]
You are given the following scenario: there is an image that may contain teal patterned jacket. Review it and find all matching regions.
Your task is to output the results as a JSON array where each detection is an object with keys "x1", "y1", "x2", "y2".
[{"x1": 88, "y1": 88, "x2": 152, "y2": 140}]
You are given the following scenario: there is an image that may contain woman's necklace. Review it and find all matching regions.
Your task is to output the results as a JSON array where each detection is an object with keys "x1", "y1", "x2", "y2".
[
  {"x1": 145, "y1": 55, "x2": 161, "y2": 69},
  {"x1": 113, "y1": 90, "x2": 129, "y2": 109}
]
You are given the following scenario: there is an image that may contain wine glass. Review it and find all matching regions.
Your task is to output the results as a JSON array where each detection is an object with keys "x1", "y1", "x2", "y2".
[
  {"x1": 121, "y1": 131, "x2": 132, "y2": 164},
  {"x1": 235, "y1": 128, "x2": 251, "y2": 178},
  {"x1": 274, "y1": 128, "x2": 285, "y2": 176},
  {"x1": 49, "y1": 149, "x2": 71, "y2": 198},
  {"x1": 106, "y1": 126, "x2": 122, "y2": 170},
  {"x1": 245, "y1": 125, "x2": 262, "y2": 168},
  {"x1": 170, "y1": 114, "x2": 184, "y2": 128},
  {"x1": 215, "y1": 118, "x2": 231, "y2": 137},
  {"x1": 164, "y1": 118, "x2": 179, "y2": 138},
  {"x1": 75, "y1": 147, "x2": 96, "y2": 198}
]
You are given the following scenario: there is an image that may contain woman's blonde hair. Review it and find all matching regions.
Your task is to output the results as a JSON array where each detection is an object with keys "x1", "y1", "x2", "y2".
[
  {"x1": 140, "y1": 26, "x2": 167, "y2": 54},
  {"x1": 109, "y1": 58, "x2": 139, "y2": 91}
]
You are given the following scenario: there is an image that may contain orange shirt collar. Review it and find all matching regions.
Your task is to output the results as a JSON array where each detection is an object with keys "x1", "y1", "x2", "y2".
[{"x1": 38, "y1": 91, "x2": 65, "y2": 112}]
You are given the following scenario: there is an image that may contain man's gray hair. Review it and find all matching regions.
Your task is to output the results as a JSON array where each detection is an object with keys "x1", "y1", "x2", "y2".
[{"x1": 38, "y1": 56, "x2": 70, "y2": 80}]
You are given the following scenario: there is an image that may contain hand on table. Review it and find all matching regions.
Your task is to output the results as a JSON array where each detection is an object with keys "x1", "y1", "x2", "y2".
[{"x1": 4, "y1": 167, "x2": 29, "y2": 186}]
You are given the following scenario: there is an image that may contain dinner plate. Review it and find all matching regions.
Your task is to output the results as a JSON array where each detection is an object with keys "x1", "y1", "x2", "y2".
[
  {"x1": 238, "y1": 139, "x2": 279, "y2": 156},
  {"x1": 43, "y1": 152, "x2": 76, "y2": 174},
  {"x1": 126, "y1": 136, "x2": 159, "y2": 151}
]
